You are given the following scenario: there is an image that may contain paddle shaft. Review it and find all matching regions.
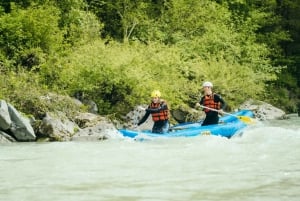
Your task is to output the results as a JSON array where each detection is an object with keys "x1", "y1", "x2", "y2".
[
  {"x1": 199, "y1": 105, "x2": 255, "y2": 124},
  {"x1": 199, "y1": 105, "x2": 236, "y2": 117}
]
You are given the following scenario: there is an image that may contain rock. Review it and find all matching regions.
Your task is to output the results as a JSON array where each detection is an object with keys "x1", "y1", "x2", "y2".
[
  {"x1": 74, "y1": 112, "x2": 104, "y2": 128},
  {"x1": 38, "y1": 112, "x2": 79, "y2": 141},
  {"x1": 239, "y1": 99, "x2": 286, "y2": 120},
  {"x1": 124, "y1": 105, "x2": 153, "y2": 130},
  {"x1": 71, "y1": 117, "x2": 120, "y2": 141},
  {"x1": 0, "y1": 131, "x2": 15, "y2": 143},
  {"x1": 171, "y1": 105, "x2": 204, "y2": 123},
  {"x1": 0, "y1": 100, "x2": 12, "y2": 130},
  {"x1": 7, "y1": 103, "x2": 36, "y2": 141},
  {"x1": 82, "y1": 100, "x2": 98, "y2": 114}
]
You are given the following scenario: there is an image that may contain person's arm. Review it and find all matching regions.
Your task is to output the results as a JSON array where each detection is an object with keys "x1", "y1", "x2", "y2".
[
  {"x1": 199, "y1": 96, "x2": 204, "y2": 105},
  {"x1": 215, "y1": 94, "x2": 226, "y2": 110},
  {"x1": 137, "y1": 110, "x2": 151, "y2": 126},
  {"x1": 196, "y1": 96, "x2": 204, "y2": 111}
]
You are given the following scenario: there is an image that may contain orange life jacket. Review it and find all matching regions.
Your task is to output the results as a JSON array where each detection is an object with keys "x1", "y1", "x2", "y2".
[
  {"x1": 203, "y1": 93, "x2": 221, "y2": 112},
  {"x1": 150, "y1": 101, "x2": 169, "y2": 122}
]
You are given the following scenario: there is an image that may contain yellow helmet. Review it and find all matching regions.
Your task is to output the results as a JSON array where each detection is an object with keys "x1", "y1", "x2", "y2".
[{"x1": 151, "y1": 90, "x2": 161, "y2": 98}]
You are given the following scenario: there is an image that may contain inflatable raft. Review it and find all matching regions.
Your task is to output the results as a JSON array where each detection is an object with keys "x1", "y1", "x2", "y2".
[{"x1": 118, "y1": 110, "x2": 254, "y2": 139}]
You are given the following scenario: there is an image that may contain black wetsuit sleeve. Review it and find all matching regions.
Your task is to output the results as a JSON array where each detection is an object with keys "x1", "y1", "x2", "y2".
[
  {"x1": 214, "y1": 94, "x2": 226, "y2": 110},
  {"x1": 137, "y1": 110, "x2": 151, "y2": 126}
]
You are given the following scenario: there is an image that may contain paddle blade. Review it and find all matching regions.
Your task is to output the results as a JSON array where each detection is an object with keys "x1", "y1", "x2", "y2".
[{"x1": 237, "y1": 116, "x2": 255, "y2": 124}]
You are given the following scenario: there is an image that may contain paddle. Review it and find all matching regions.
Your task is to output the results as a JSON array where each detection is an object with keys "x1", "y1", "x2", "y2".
[
  {"x1": 199, "y1": 105, "x2": 254, "y2": 124},
  {"x1": 169, "y1": 120, "x2": 203, "y2": 131}
]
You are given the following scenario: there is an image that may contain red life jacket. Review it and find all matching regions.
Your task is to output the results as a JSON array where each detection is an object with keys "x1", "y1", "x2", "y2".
[
  {"x1": 150, "y1": 101, "x2": 169, "y2": 122},
  {"x1": 203, "y1": 93, "x2": 221, "y2": 112}
]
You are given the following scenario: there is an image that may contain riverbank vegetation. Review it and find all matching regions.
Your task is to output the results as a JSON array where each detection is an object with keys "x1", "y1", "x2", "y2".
[{"x1": 0, "y1": 0, "x2": 299, "y2": 120}]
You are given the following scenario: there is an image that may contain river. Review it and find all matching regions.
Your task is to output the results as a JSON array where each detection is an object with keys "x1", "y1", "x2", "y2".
[{"x1": 1, "y1": 115, "x2": 300, "y2": 201}]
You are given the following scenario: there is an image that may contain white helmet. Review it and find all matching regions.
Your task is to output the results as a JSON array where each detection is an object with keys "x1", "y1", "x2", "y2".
[{"x1": 202, "y1": 81, "x2": 213, "y2": 87}]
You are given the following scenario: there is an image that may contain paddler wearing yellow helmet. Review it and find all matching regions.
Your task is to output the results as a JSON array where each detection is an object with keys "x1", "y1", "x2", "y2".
[{"x1": 137, "y1": 90, "x2": 170, "y2": 133}]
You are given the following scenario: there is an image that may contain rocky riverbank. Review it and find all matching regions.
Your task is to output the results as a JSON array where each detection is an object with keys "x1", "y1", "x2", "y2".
[{"x1": 0, "y1": 95, "x2": 288, "y2": 143}]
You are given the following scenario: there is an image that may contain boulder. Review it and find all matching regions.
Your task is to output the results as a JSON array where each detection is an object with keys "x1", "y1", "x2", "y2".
[
  {"x1": 0, "y1": 131, "x2": 15, "y2": 143},
  {"x1": 71, "y1": 114, "x2": 120, "y2": 141},
  {"x1": 239, "y1": 99, "x2": 286, "y2": 120},
  {"x1": 38, "y1": 112, "x2": 79, "y2": 141},
  {"x1": 0, "y1": 100, "x2": 12, "y2": 130},
  {"x1": 74, "y1": 112, "x2": 104, "y2": 128},
  {"x1": 171, "y1": 105, "x2": 204, "y2": 123},
  {"x1": 7, "y1": 102, "x2": 36, "y2": 141},
  {"x1": 124, "y1": 105, "x2": 153, "y2": 130}
]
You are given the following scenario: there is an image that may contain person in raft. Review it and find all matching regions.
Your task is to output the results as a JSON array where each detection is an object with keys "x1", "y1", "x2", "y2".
[
  {"x1": 195, "y1": 81, "x2": 226, "y2": 126},
  {"x1": 137, "y1": 90, "x2": 170, "y2": 133}
]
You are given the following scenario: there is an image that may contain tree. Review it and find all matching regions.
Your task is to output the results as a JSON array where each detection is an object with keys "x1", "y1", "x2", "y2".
[
  {"x1": 87, "y1": 0, "x2": 161, "y2": 42},
  {"x1": 0, "y1": 3, "x2": 63, "y2": 70}
]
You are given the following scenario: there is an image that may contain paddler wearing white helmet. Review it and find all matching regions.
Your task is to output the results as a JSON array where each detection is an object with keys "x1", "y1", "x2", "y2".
[{"x1": 195, "y1": 81, "x2": 226, "y2": 126}]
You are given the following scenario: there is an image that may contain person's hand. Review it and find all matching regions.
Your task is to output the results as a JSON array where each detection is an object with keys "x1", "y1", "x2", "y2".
[
  {"x1": 132, "y1": 124, "x2": 139, "y2": 129},
  {"x1": 195, "y1": 102, "x2": 200, "y2": 108},
  {"x1": 218, "y1": 109, "x2": 224, "y2": 115}
]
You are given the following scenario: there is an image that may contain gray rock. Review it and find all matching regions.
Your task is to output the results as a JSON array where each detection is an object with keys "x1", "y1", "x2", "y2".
[
  {"x1": 71, "y1": 117, "x2": 120, "y2": 141},
  {"x1": 74, "y1": 112, "x2": 104, "y2": 128},
  {"x1": 82, "y1": 100, "x2": 98, "y2": 114},
  {"x1": 7, "y1": 103, "x2": 36, "y2": 141},
  {"x1": 0, "y1": 131, "x2": 15, "y2": 143},
  {"x1": 125, "y1": 105, "x2": 153, "y2": 130},
  {"x1": 0, "y1": 100, "x2": 12, "y2": 130},
  {"x1": 239, "y1": 99, "x2": 286, "y2": 120},
  {"x1": 38, "y1": 112, "x2": 79, "y2": 141},
  {"x1": 171, "y1": 105, "x2": 204, "y2": 123}
]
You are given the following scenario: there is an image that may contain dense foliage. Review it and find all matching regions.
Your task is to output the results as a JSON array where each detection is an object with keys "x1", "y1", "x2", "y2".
[{"x1": 0, "y1": 0, "x2": 299, "y2": 119}]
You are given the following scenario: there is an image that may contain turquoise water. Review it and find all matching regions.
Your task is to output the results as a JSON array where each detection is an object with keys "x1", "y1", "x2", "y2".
[{"x1": 1, "y1": 116, "x2": 300, "y2": 201}]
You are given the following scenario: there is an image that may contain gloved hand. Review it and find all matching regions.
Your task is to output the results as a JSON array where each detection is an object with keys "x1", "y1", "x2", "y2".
[{"x1": 218, "y1": 109, "x2": 225, "y2": 115}]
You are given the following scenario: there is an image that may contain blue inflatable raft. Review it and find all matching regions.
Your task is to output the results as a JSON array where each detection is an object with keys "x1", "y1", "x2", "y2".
[{"x1": 118, "y1": 110, "x2": 254, "y2": 139}]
